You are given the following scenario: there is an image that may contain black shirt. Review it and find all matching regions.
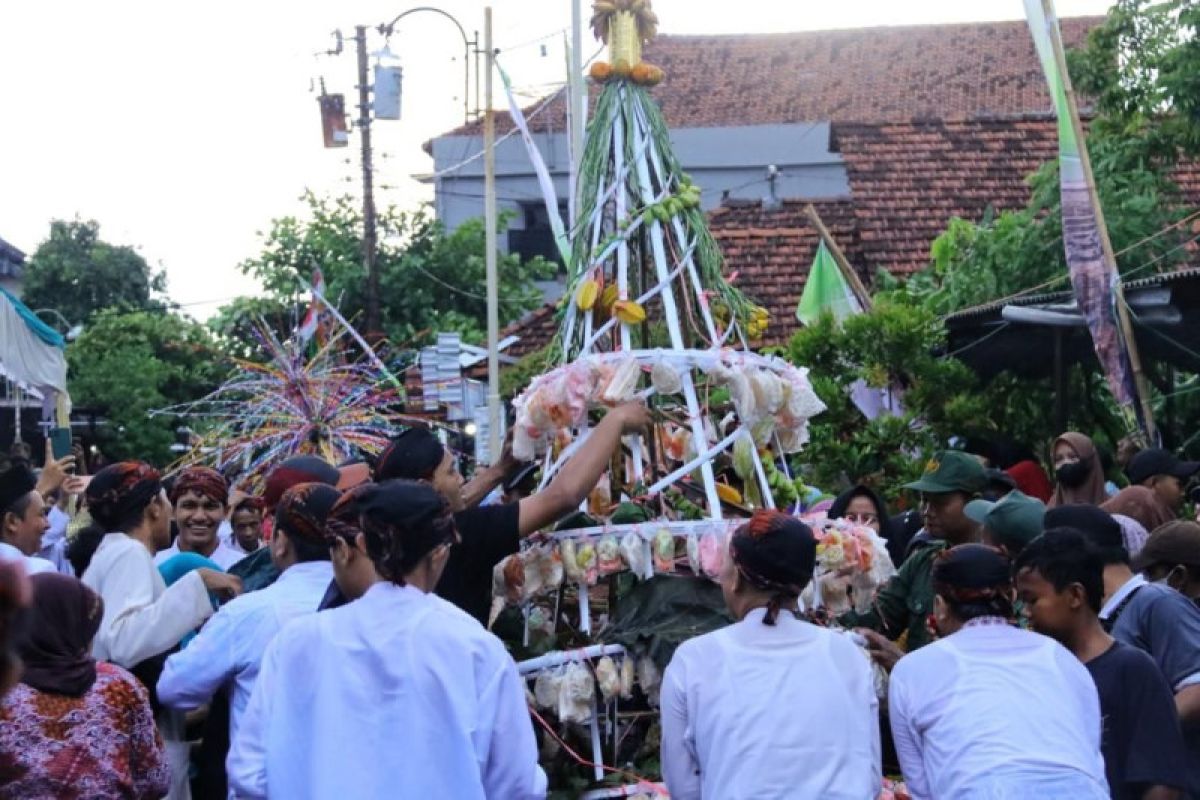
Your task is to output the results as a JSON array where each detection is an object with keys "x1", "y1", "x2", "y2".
[
  {"x1": 437, "y1": 502, "x2": 522, "y2": 624},
  {"x1": 1086, "y1": 640, "x2": 1191, "y2": 799},
  {"x1": 317, "y1": 501, "x2": 522, "y2": 625}
]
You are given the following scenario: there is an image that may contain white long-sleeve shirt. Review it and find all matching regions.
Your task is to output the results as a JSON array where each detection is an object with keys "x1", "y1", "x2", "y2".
[
  {"x1": 889, "y1": 620, "x2": 1109, "y2": 800},
  {"x1": 0, "y1": 541, "x2": 56, "y2": 576},
  {"x1": 228, "y1": 581, "x2": 546, "y2": 800},
  {"x1": 157, "y1": 560, "x2": 333, "y2": 746},
  {"x1": 660, "y1": 608, "x2": 881, "y2": 800},
  {"x1": 82, "y1": 532, "x2": 214, "y2": 668}
]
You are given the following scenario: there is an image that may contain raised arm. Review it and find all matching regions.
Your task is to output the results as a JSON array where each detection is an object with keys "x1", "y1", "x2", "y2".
[{"x1": 516, "y1": 402, "x2": 650, "y2": 537}]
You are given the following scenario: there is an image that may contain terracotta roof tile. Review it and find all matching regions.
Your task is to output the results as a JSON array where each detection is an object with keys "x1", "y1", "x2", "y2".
[
  {"x1": 834, "y1": 115, "x2": 1062, "y2": 277},
  {"x1": 437, "y1": 16, "x2": 1101, "y2": 144}
]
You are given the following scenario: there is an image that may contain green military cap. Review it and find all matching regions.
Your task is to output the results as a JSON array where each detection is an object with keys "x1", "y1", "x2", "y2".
[
  {"x1": 964, "y1": 490, "x2": 1047, "y2": 553},
  {"x1": 904, "y1": 450, "x2": 988, "y2": 494}
]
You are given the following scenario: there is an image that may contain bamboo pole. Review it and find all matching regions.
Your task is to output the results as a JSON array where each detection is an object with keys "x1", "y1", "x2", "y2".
[
  {"x1": 1040, "y1": 0, "x2": 1156, "y2": 442},
  {"x1": 803, "y1": 204, "x2": 872, "y2": 310}
]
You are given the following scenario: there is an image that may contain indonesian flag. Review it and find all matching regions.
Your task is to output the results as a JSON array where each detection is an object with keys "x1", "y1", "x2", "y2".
[{"x1": 297, "y1": 268, "x2": 326, "y2": 343}]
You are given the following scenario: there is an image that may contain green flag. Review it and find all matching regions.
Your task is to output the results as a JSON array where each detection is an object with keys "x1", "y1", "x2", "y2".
[{"x1": 796, "y1": 241, "x2": 861, "y2": 326}]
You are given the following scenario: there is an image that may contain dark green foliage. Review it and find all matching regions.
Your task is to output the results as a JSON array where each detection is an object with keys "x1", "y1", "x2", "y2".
[
  {"x1": 21, "y1": 219, "x2": 167, "y2": 325},
  {"x1": 211, "y1": 192, "x2": 556, "y2": 352},
  {"x1": 68, "y1": 310, "x2": 228, "y2": 465}
]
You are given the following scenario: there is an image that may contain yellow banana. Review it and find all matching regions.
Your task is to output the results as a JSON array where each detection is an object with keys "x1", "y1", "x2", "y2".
[
  {"x1": 576, "y1": 278, "x2": 601, "y2": 311},
  {"x1": 716, "y1": 483, "x2": 743, "y2": 505},
  {"x1": 613, "y1": 299, "x2": 647, "y2": 325}
]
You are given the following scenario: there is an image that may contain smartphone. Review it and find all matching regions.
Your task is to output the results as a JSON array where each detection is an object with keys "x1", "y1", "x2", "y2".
[{"x1": 49, "y1": 427, "x2": 72, "y2": 461}]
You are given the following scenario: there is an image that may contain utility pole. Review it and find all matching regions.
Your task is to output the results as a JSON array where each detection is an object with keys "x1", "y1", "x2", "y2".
[
  {"x1": 355, "y1": 25, "x2": 382, "y2": 340},
  {"x1": 569, "y1": 0, "x2": 585, "y2": 227},
  {"x1": 484, "y1": 7, "x2": 501, "y2": 463}
]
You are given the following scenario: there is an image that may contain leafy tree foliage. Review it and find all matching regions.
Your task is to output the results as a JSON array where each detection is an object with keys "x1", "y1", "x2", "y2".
[
  {"x1": 1070, "y1": 0, "x2": 1200, "y2": 159},
  {"x1": 68, "y1": 310, "x2": 229, "y2": 465},
  {"x1": 21, "y1": 219, "x2": 167, "y2": 325},
  {"x1": 212, "y1": 192, "x2": 555, "y2": 352},
  {"x1": 901, "y1": 1, "x2": 1199, "y2": 316}
]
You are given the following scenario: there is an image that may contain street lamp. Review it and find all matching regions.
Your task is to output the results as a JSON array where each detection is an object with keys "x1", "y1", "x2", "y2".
[
  {"x1": 335, "y1": 7, "x2": 482, "y2": 340},
  {"x1": 377, "y1": 7, "x2": 480, "y2": 127}
]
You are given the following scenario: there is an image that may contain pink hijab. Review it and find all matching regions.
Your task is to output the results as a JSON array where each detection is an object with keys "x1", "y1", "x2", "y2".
[{"x1": 1048, "y1": 432, "x2": 1109, "y2": 508}]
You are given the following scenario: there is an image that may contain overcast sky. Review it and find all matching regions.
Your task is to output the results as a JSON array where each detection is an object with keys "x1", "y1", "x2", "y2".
[{"x1": 0, "y1": 0, "x2": 1113, "y2": 320}]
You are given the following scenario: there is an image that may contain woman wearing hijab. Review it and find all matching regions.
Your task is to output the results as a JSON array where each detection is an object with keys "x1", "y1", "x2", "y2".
[
  {"x1": 0, "y1": 559, "x2": 29, "y2": 699},
  {"x1": 1101, "y1": 486, "x2": 1174, "y2": 559},
  {"x1": 228, "y1": 480, "x2": 546, "y2": 800},
  {"x1": 661, "y1": 511, "x2": 881, "y2": 799},
  {"x1": 79, "y1": 462, "x2": 241, "y2": 800},
  {"x1": 1050, "y1": 433, "x2": 1110, "y2": 508},
  {"x1": 0, "y1": 573, "x2": 170, "y2": 799},
  {"x1": 889, "y1": 544, "x2": 1109, "y2": 799},
  {"x1": 829, "y1": 485, "x2": 907, "y2": 566}
]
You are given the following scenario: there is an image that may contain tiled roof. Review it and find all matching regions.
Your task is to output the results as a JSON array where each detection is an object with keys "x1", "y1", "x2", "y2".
[
  {"x1": 833, "y1": 115, "x2": 1062, "y2": 278},
  {"x1": 500, "y1": 115, "x2": 1200, "y2": 360},
  {"x1": 438, "y1": 16, "x2": 1101, "y2": 144},
  {"x1": 707, "y1": 199, "x2": 862, "y2": 347},
  {"x1": 501, "y1": 302, "x2": 561, "y2": 360}
]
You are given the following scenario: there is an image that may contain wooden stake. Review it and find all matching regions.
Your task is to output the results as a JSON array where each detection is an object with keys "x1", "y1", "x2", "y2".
[
  {"x1": 1041, "y1": 0, "x2": 1156, "y2": 441},
  {"x1": 803, "y1": 204, "x2": 872, "y2": 310}
]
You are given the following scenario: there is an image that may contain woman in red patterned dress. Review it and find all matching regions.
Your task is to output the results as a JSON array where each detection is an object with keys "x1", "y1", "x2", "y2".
[{"x1": 0, "y1": 572, "x2": 169, "y2": 799}]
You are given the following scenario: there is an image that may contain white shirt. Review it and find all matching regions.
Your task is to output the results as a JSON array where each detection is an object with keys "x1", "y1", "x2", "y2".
[
  {"x1": 0, "y1": 541, "x2": 56, "y2": 575},
  {"x1": 155, "y1": 539, "x2": 246, "y2": 571},
  {"x1": 82, "y1": 532, "x2": 214, "y2": 668},
  {"x1": 889, "y1": 621, "x2": 1109, "y2": 800},
  {"x1": 39, "y1": 506, "x2": 74, "y2": 574},
  {"x1": 660, "y1": 608, "x2": 881, "y2": 800},
  {"x1": 157, "y1": 560, "x2": 333, "y2": 746},
  {"x1": 228, "y1": 581, "x2": 546, "y2": 800}
]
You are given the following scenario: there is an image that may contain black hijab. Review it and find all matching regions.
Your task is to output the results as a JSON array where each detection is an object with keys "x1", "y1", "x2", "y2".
[{"x1": 19, "y1": 573, "x2": 103, "y2": 696}]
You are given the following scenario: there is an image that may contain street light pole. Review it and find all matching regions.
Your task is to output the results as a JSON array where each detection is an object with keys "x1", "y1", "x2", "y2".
[
  {"x1": 354, "y1": 25, "x2": 382, "y2": 340},
  {"x1": 483, "y1": 6, "x2": 501, "y2": 464}
]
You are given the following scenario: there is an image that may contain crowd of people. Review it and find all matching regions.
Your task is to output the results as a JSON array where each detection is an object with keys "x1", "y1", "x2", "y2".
[{"x1": 1, "y1": 419, "x2": 1200, "y2": 799}]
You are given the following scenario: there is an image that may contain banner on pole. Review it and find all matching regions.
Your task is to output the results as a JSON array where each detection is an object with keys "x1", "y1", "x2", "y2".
[{"x1": 1024, "y1": 0, "x2": 1141, "y2": 417}]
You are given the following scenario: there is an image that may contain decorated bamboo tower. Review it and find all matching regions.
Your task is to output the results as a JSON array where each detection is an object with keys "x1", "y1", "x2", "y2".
[
  {"x1": 493, "y1": 3, "x2": 849, "y2": 794},
  {"x1": 502, "y1": 0, "x2": 826, "y2": 595}
]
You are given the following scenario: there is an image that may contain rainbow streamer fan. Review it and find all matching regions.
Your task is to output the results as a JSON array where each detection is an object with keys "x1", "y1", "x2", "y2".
[{"x1": 156, "y1": 316, "x2": 423, "y2": 490}]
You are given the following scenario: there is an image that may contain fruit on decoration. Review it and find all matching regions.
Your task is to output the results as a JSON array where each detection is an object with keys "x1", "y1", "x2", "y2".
[
  {"x1": 629, "y1": 62, "x2": 665, "y2": 86},
  {"x1": 595, "y1": 283, "x2": 620, "y2": 324},
  {"x1": 613, "y1": 299, "x2": 647, "y2": 325},
  {"x1": 589, "y1": 61, "x2": 614, "y2": 83},
  {"x1": 612, "y1": 58, "x2": 632, "y2": 79},
  {"x1": 575, "y1": 277, "x2": 601, "y2": 310},
  {"x1": 745, "y1": 304, "x2": 770, "y2": 340},
  {"x1": 716, "y1": 482, "x2": 743, "y2": 505}
]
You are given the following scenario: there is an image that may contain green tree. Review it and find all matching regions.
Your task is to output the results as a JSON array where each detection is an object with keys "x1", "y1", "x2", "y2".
[
  {"x1": 213, "y1": 192, "x2": 555, "y2": 352},
  {"x1": 1070, "y1": 0, "x2": 1200, "y2": 159},
  {"x1": 905, "y1": 0, "x2": 1200, "y2": 316},
  {"x1": 783, "y1": 300, "x2": 989, "y2": 504},
  {"x1": 206, "y1": 295, "x2": 294, "y2": 362},
  {"x1": 68, "y1": 310, "x2": 229, "y2": 464},
  {"x1": 21, "y1": 219, "x2": 167, "y2": 325}
]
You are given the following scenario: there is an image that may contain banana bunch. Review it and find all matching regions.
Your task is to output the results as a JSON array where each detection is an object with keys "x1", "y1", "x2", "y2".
[
  {"x1": 745, "y1": 305, "x2": 770, "y2": 340},
  {"x1": 762, "y1": 456, "x2": 804, "y2": 510},
  {"x1": 591, "y1": 0, "x2": 659, "y2": 44}
]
